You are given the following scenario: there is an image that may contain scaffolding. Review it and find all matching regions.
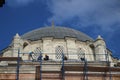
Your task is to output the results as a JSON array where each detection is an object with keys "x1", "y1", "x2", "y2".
[
  {"x1": 0, "y1": 52, "x2": 120, "y2": 80},
  {"x1": 61, "y1": 52, "x2": 65, "y2": 80},
  {"x1": 4, "y1": 50, "x2": 119, "y2": 80},
  {"x1": 16, "y1": 49, "x2": 20, "y2": 80},
  {"x1": 83, "y1": 59, "x2": 88, "y2": 80}
]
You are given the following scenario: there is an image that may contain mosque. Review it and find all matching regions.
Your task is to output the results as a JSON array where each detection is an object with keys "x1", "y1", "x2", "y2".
[{"x1": 0, "y1": 25, "x2": 120, "y2": 80}]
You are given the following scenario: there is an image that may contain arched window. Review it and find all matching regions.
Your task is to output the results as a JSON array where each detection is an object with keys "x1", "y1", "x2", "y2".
[
  {"x1": 77, "y1": 48, "x2": 85, "y2": 61},
  {"x1": 23, "y1": 42, "x2": 28, "y2": 49},
  {"x1": 29, "y1": 47, "x2": 41, "y2": 61},
  {"x1": 55, "y1": 46, "x2": 64, "y2": 60}
]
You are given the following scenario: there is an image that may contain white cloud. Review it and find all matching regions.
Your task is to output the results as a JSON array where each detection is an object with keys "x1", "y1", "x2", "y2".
[
  {"x1": 47, "y1": 0, "x2": 120, "y2": 33},
  {"x1": 6, "y1": 0, "x2": 34, "y2": 7}
]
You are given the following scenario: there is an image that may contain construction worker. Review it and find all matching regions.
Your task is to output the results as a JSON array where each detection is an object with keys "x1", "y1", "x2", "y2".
[{"x1": 44, "y1": 54, "x2": 49, "y2": 60}]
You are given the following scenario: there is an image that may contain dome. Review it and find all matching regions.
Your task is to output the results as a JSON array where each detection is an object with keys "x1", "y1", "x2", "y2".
[{"x1": 21, "y1": 26, "x2": 93, "y2": 41}]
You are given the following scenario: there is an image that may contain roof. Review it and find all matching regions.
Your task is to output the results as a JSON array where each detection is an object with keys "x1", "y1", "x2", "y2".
[{"x1": 21, "y1": 26, "x2": 93, "y2": 41}]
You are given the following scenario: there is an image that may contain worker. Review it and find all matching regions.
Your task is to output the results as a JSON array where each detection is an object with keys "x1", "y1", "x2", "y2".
[
  {"x1": 44, "y1": 54, "x2": 49, "y2": 60},
  {"x1": 64, "y1": 56, "x2": 68, "y2": 60}
]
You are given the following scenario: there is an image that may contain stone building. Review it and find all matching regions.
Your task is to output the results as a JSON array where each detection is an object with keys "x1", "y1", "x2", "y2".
[{"x1": 0, "y1": 26, "x2": 120, "y2": 80}]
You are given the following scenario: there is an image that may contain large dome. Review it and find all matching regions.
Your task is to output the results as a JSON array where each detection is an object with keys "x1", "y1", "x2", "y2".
[{"x1": 21, "y1": 26, "x2": 93, "y2": 41}]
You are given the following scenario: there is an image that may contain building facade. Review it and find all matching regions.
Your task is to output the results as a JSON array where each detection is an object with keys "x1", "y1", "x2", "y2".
[
  {"x1": 1, "y1": 26, "x2": 113, "y2": 62},
  {"x1": 0, "y1": 26, "x2": 119, "y2": 80}
]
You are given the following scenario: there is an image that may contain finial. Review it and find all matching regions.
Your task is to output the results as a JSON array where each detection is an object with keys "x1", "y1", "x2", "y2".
[
  {"x1": 97, "y1": 35, "x2": 103, "y2": 40},
  {"x1": 52, "y1": 20, "x2": 55, "y2": 29},
  {"x1": 14, "y1": 33, "x2": 20, "y2": 38}
]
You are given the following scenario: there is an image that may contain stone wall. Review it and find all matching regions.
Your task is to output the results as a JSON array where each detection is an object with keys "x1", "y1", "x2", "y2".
[
  {"x1": 0, "y1": 73, "x2": 120, "y2": 80},
  {"x1": 2, "y1": 36, "x2": 113, "y2": 65}
]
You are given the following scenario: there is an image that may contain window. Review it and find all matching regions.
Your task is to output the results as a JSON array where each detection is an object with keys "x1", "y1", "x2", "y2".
[
  {"x1": 77, "y1": 48, "x2": 85, "y2": 61},
  {"x1": 23, "y1": 42, "x2": 28, "y2": 49},
  {"x1": 55, "y1": 46, "x2": 64, "y2": 60}
]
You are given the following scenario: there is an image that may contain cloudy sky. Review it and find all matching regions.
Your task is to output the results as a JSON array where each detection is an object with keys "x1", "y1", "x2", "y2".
[{"x1": 0, "y1": 0, "x2": 120, "y2": 58}]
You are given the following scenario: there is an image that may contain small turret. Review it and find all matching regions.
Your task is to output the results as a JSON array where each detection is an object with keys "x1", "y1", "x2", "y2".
[
  {"x1": 95, "y1": 35, "x2": 105, "y2": 46},
  {"x1": 94, "y1": 35, "x2": 107, "y2": 61},
  {"x1": 14, "y1": 33, "x2": 20, "y2": 38},
  {"x1": 12, "y1": 33, "x2": 21, "y2": 57},
  {"x1": 97, "y1": 35, "x2": 103, "y2": 40}
]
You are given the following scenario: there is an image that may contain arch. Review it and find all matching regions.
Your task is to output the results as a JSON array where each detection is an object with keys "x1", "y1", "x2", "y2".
[
  {"x1": 55, "y1": 46, "x2": 64, "y2": 60},
  {"x1": 23, "y1": 42, "x2": 28, "y2": 49}
]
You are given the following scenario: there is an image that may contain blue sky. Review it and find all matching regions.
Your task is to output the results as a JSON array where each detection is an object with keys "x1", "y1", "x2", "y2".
[{"x1": 0, "y1": 0, "x2": 120, "y2": 58}]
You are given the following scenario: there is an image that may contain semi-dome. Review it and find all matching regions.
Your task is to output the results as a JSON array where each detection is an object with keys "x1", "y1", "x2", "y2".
[{"x1": 21, "y1": 26, "x2": 93, "y2": 41}]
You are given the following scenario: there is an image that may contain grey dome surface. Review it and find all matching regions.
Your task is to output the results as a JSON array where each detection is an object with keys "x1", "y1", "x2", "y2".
[{"x1": 21, "y1": 26, "x2": 93, "y2": 41}]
